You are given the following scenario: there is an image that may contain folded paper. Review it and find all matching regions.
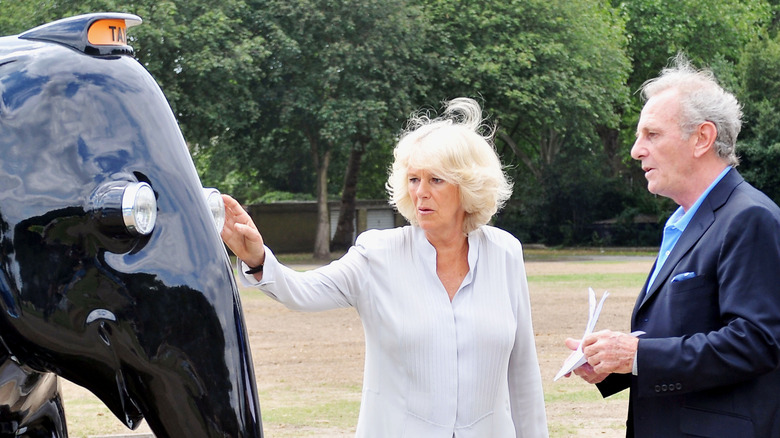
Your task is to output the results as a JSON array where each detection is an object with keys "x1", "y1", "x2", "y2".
[{"x1": 554, "y1": 287, "x2": 609, "y2": 381}]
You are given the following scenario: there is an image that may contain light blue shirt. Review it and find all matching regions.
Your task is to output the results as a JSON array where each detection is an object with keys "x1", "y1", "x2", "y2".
[{"x1": 647, "y1": 166, "x2": 732, "y2": 290}]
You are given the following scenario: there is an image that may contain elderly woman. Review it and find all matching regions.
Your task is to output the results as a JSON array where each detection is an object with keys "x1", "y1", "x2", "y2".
[{"x1": 221, "y1": 97, "x2": 548, "y2": 437}]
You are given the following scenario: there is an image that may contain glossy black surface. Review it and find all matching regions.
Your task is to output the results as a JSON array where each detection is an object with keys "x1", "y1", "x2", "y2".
[
  {"x1": 0, "y1": 14, "x2": 263, "y2": 437},
  {"x1": 0, "y1": 355, "x2": 66, "y2": 437}
]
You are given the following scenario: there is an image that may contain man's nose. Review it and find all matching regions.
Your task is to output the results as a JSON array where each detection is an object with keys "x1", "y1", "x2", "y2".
[{"x1": 630, "y1": 139, "x2": 645, "y2": 160}]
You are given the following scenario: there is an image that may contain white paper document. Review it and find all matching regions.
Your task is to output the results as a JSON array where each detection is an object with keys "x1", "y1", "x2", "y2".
[{"x1": 554, "y1": 287, "x2": 609, "y2": 381}]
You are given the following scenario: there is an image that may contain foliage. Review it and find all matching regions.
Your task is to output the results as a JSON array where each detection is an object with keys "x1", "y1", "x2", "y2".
[
  {"x1": 0, "y1": 1, "x2": 45, "y2": 34},
  {"x1": 619, "y1": 0, "x2": 771, "y2": 92},
  {"x1": 606, "y1": 0, "x2": 775, "y2": 243},
  {"x1": 5, "y1": 0, "x2": 780, "y2": 246},
  {"x1": 496, "y1": 146, "x2": 644, "y2": 246},
  {"x1": 256, "y1": 191, "x2": 316, "y2": 203},
  {"x1": 737, "y1": 141, "x2": 780, "y2": 203},
  {"x1": 738, "y1": 32, "x2": 780, "y2": 142},
  {"x1": 736, "y1": 31, "x2": 780, "y2": 204},
  {"x1": 234, "y1": 0, "x2": 430, "y2": 258},
  {"x1": 614, "y1": 0, "x2": 771, "y2": 189},
  {"x1": 0, "y1": 0, "x2": 271, "y2": 191},
  {"x1": 422, "y1": 0, "x2": 631, "y2": 180}
]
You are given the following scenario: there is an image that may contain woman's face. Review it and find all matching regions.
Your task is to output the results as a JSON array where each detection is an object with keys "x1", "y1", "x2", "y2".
[{"x1": 407, "y1": 167, "x2": 465, "y2": 239}]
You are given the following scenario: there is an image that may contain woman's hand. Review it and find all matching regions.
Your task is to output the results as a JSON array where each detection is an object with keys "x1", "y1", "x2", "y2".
[{"x1": 220, "y1": 194, "x2": 265, "y2": 270}]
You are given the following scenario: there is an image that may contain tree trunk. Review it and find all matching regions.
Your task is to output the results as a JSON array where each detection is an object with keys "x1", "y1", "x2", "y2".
[
  {"x1": 499, "y1": 130, "x2": 541, "y2": 180},
  {"x1": 597, "y1": 125, "x2": 626, "y2": 177},
  {"x1": 540, "y1": 128, "x2": 562, "y2": 165},
  {"x1": 313, "y1": 148, "x2": 332, "y2": 261},
  {"x1": 331, "y1": 143, "x2": 365, "y2": 251},
  {"x1": 307, "y1": 131, "x2": 333, "y2": 261}
]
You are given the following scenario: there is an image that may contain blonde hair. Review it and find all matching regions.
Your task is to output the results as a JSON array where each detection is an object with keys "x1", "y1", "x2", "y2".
[{"x1": 387, "y1": 98, "x2": 513, "y2": 234}]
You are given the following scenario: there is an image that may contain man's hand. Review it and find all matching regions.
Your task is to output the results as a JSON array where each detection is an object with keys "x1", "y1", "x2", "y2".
[
  {"x1": 564, "y1": 338, "x2": 611, "y2": 384},
  {"x1": 581, "y1": 330, "x2": 639, "y2": 375}
]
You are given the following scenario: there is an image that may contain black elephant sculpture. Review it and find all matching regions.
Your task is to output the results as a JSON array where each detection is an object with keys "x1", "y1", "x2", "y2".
[{"x1": 0, "y1": 13, "x2": 263, "y2": 437}]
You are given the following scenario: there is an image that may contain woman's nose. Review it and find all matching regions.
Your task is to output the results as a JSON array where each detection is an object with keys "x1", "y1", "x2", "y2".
[{"x1": 415, "y1": 180, "x2": 431, "y2": 198}]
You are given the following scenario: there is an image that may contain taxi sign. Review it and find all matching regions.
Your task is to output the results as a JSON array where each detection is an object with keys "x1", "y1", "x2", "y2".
[
  {"x1": 19, "y1": 13, "x2": 142, "y2": 56},
  {"x1": 88, "y1": 19, "x2": 128, "y2": 46}
]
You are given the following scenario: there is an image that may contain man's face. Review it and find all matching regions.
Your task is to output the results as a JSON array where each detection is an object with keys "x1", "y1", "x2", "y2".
[{"x1": 631, "y1": 88, "x2": 698, "y2": 206}]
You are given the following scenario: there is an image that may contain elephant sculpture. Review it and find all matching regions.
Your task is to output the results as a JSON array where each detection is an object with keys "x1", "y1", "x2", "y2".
[{"x1": 0, "y1": 13, "x2": 263, "y2": 437}]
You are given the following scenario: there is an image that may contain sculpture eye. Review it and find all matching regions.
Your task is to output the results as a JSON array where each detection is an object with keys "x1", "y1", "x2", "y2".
[
  {"x1": 89, "y1": 181, "x2": 158, "y2": 236},
  {"x1": 122, "y1": 182, "x2": 157, "y2": 236},
  {"x1": 202, "y1": 188, "x2": 225, "y2": 233}
]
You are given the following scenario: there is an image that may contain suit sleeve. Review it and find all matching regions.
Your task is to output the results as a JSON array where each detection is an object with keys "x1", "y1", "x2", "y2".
[
  {"x1": 635, "y1": 204, "x2": 780, "y2": 398},
  {"x1": 597, "y1": 373, "x2": 631, "y2": 398}
]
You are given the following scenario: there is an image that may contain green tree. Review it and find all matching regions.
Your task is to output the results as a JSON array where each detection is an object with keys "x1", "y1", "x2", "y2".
[
  {"x1": 617, "y1": 0, "x2": 772, "y2": 224},
  {"x1": 422, "y1": 0, "x2": 631, "y2": 181},
  {"x1": 417, "y1": 0, "x2": 633, "y2": 244},
  {"x1": 0, "y1": 0, "x2": 269, "y2": 195},
  {"x1": 620, "y1": 0, "x2": 770, "y2": 92},
  {"x1": 1, "y1": 1, "x2": 427, "y2": 255},
  {"x1": 0, "y1": 2, "x2": 44, "y2": 34},
  {"x1": 241, "y1": 0, "x2": 429, "y2": 259},
  {"x1": 736, "y1": 33, "x2": 780, "y2": 203}
]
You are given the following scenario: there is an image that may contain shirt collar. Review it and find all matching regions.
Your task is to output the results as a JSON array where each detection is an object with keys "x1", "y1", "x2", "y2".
[
  {"x1": 412, "y1": 225, "x2": 480, "y2": 289},
  {"x1": 666, "y1": 166, "x2": 731, "y2": 232}
]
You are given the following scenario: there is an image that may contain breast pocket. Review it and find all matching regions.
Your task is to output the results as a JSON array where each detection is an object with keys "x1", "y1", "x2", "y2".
[
  {"x1": 669, "y1": 275, "x2": 720, "y2": 335},
  {"x1": 669, "y1": 273, "x2": 709, "y2": 294}
]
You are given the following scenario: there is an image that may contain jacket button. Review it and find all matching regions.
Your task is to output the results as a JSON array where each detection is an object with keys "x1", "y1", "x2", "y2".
[
  {"x1": 655, "y1": 385, "x2": 661, "y2": 392},
  {"x1": 676, "y1": 383, "x2": 682, "y2": 390},
  {"x1": 661, "y1": 384, "x2": 668, "y2": 392}
]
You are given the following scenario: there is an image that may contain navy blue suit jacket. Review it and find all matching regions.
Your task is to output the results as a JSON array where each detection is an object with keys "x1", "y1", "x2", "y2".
[{"x1": 598, "y1": 169, "x2": 780, "y2": 437}]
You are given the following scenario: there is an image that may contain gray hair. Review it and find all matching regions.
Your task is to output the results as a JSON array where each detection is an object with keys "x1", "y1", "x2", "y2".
[
  {"x1": 640, "y1": 53, "x2": 742, "y2": 166},
  {"x1": 386, "y1": 98, "x2": 513, "y2": 234}
]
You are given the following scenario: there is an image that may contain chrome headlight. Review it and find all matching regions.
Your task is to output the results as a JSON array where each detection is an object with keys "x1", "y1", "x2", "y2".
[
  {"x1": 89, "y1": 180, "x2": 158, "y2": 237},
  {"x1": 202, "y1": 188, "x2": 225, "y2": 233},
  {"x1": 122, "y1": 182, "x2": 157, "y2": 235}
]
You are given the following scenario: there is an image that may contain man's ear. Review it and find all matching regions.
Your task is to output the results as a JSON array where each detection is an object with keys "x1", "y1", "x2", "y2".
[{"x1": 693, "y1": 121, "x2": 718, "y2": 158}]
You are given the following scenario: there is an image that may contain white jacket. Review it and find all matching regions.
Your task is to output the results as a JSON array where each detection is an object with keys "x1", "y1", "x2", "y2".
[{"x1": 242, "y1": 225, "x2": 548, "y2": 437}]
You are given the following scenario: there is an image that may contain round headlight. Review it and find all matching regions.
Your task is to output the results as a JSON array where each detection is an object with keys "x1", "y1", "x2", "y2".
[
  {"x1": 202, "y1": 188, "x2": 225, "y2": 233},
  {"x1": 122, "y1": 182, "x2": 157, "y2": 235}
]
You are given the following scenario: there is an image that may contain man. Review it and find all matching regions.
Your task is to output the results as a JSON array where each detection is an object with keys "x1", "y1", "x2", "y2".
[{"x1": 567, "y1": 54, "x2": 780, "y2": 437}]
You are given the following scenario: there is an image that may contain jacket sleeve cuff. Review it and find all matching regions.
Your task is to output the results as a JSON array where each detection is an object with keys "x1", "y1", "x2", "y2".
[{"x1": 237, "y1": 246, "x2": 277, "y2": 286}]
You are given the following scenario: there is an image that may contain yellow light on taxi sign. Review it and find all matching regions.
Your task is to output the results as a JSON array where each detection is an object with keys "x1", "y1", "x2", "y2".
[{"x1": 87, "y1": 19, "x2": 128, "y2": 46}]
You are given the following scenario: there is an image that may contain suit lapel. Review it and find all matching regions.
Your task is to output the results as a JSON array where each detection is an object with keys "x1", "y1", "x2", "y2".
[
  {"x1": 639, "y1": 209, "x2": 714, "y2": 307},
  {"x1": 632, "y1": 260, "x2": 655, "y2": 322},
  {"x1": 635, "y1": 169, "x2": 743, "y2": 311}
]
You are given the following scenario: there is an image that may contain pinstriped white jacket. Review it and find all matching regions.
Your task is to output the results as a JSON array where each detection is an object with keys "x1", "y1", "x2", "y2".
[{"x1": 241, "y1": 225, "x2": 548, "y2": 438}]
